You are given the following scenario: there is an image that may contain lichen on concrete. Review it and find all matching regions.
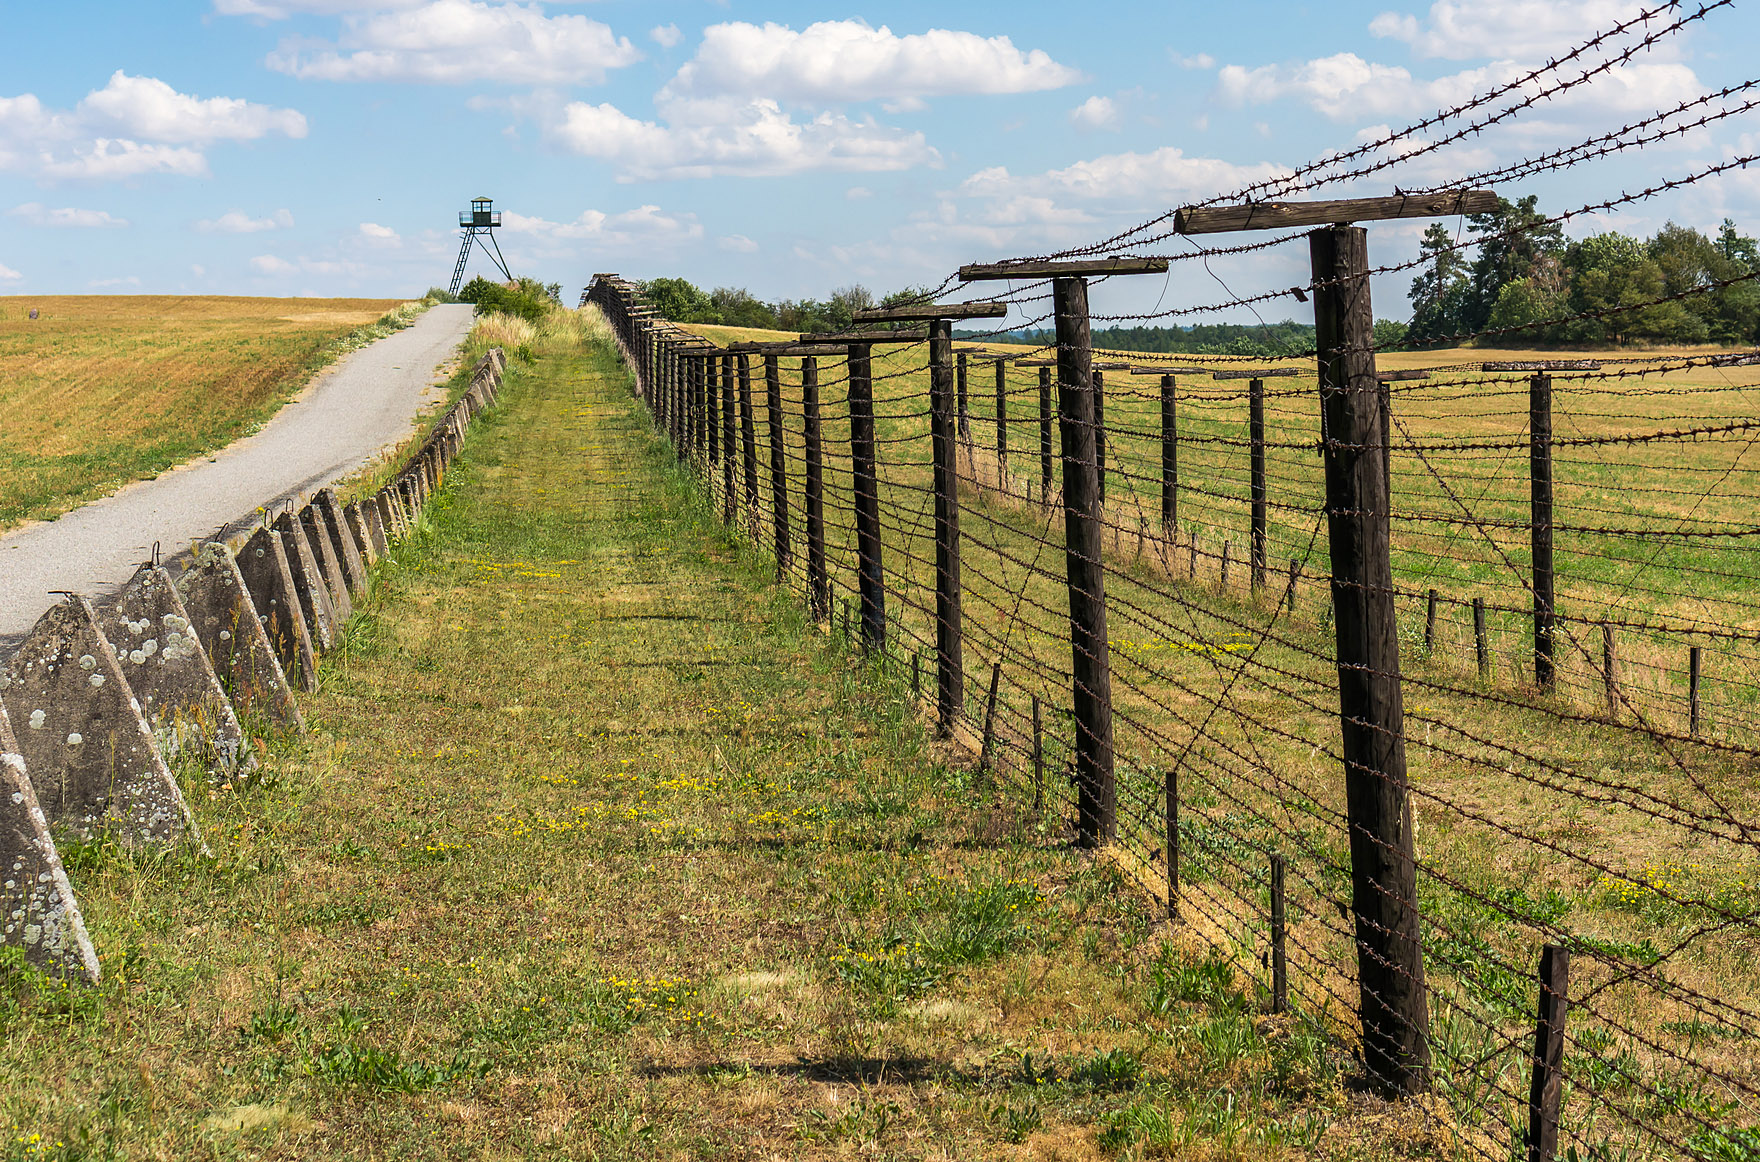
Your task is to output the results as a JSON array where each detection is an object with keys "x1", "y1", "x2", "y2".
[
  {"x1": 0, "y1": 700, "x2": 101, "y2": 982},
  {"x1": 177, "y1": 541, "x2": 305, "y2": 732}
]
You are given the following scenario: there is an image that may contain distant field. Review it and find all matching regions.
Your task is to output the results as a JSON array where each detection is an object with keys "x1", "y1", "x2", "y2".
[{"x1": 0, "y1": 295, "x2": 403, "y2": 531}]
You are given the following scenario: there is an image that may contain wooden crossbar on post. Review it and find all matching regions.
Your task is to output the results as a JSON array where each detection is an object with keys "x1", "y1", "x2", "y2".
[{"x1": 1175, "y1": 190, "x2": 1496, "y2": 235}]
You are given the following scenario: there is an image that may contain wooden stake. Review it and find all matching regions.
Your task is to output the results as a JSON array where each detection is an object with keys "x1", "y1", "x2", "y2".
[
  {"x1": 1270, "y1": 852, "x2": 1288, "y2": 1014},
  {"x1": 1165, "y1": 768, "x2": 1179, "y2": 920},
  {"x1": 995, "y1": 357, "x2": 1009, "y2": 469},
  {"x1": 721, "y1": 356, "x2": 737, "y2": 527},
  {"x1": 738, "y1": 353, "x2": 760, "y2": 536},
  {"x1": 1094, "y1": 369, "x2": 1108, "y2": 508},
  {"x1": 1531, "y1": 373, "x2": 1556, "y2": 693},
  {"x1": 1424, "y1": 589, "x2": 1438, "y2": 655},
  {"x1": 1039, "y1": 366, "x2": 1054, "y2": 508},
  {"x1": 1250, "y1": 376, "x2": 1267, "y2": 590},
  {"x1": 1032, "y1": 695, "x2": 1044, "y2": 814},
  {"x1": 980, "y1": 661, "x2": 1002, "y2": 772},
  {"x1": 1474, "y1": 597, "x2": 1489, "y2": 679},
  {"x1": 1690, "y1": 645, "x2": 1703, "y2": 736},
  {"x1": 847, "y1": 345, "x2": 886, "y2": 650},
  {"x1": 1161, "y1": 373, "x2": 1178, "y2": 536},
  {"x1": 1602, "y1": 623, "x2": 1617, "y2": 721},
  {"x1": 930, "y1": 320, "x2": 965, "y2": 738},
  {"x1": 765, "y1": 355, "x2": 790, "y2": 579},
  {"x1": 802, "y1": 357, "x2": 828, "y2": 622},
  {"x1": 1526, "y1": 944, "x2": 1570, "y2": 1162}
]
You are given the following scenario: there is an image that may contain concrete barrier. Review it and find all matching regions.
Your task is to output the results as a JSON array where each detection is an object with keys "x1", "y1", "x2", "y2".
[
  {"x1": 239, "y1": 526, "x2": 320, "y2": 692},
  {"x1": 100, "y1": 564, "x2": 248, "y2": 775},
  {"x1": 177, "y1": 542, "x2": 304, "y2": 732},
  {"x1": 346, "y1": 502, "x2": 379, "y2": 566},
  {"x1": 0, "y1": 597, "x2": 200, "y2": 846},
  {"x1": 273, "y1": 512, "x2": 337, "y2": 652},
  {"x1": 299, "y1": 505, "x2": 353, "y2": 623},
  {"x1": 317, "y1": 489, "x2": 368, "y2": 598},
  {"x1": 361, "y1": 498, "x2": 389, "y2": 558},
  {"x1": 0, "y1": 700, "x2": 100, "y2": 982}
]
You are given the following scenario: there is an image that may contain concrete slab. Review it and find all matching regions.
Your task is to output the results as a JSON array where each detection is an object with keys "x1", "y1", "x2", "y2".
[
  {"x1": 317, "y1": 489, "x2": 368, "y2": 599},
  {"x1": 100, "y1": 564, "x2": 248, "y2": 775},
  {"x1": 360, "y1": 498, "x2": 388, "y2": 559},
  {"x1": 345, "y1": 502, "x2": 377, "y2": 567},
  {"x1": 177, "y1": 542, "x2": 304, "y2": 733},
  {"x1": 238, "y1": 527, "x2": 319, "y2": 693},
  {"x1": 273, "y1": 512, "x2": 336, "y2": 653},
  {"x1": 0, "y1": 597, "x2": 200, "y2": 846},
  {"x1": 0, "y1": 700, "x2": 101, "y2": 982},
  {"x1": 299, "y1": 505, "x2": 352, "y2": 624}
]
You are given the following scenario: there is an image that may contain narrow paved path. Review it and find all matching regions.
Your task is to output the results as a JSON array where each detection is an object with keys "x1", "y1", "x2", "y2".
[{"x1": 0, "y1": 303, "x2": 475, "y2": 650}]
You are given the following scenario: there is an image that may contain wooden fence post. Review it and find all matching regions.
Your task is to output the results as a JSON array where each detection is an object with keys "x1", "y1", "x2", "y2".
[
  {"x1": 721, "y1": 356, "x2": 737, "y2": 527},
  {"x1": 1094, "y1": 369, "x2": 1108, "y2": 508},
  {"x1": 847, "y1": 344, "x2": 886, "y2": 650},
  {"x1": 1690, "y1": 645, "x2": 1703, "y2": 735},
  {"x1": 1165, "y1": 768, "x2": 1179, "y2": 919},
  {"x1": 1251, "y1": 375, "x2": 1267, "y2": 591},
  {"x1": 957, "y1": 350, "x2": 970, "y2": 441},
  {"x1": 1602, "y1": 624, "x2": 1618, "y2": 720},
  {"x1": 803, "y1": 357, "x2": 829, "y2": 622},
  {"x1": 1039, "y1": 366, "x2": 1054, "y2": 508},
  {"x1": 995, "y1": 357, "x2": 1009, "y2": 470},
  {"x1": 980, "y1": 661, "x2": 1002, "y2": 772},
  {"x1": 1531, "y1": 372, "x2": 1556, "y2": 692},
  {"x1": 1053, "y1": 276, "x2": 1116, "y2": 847},
  {"x1": 739, "y1": 354, "x2": 760, "y2": 536},
  {"x1": 1474, "y1": 597, "x2": 1490, "y2": 679},
  {"x1": 1311, "y1": 223, "x2": 1431, "y2": 1096},
  {"x1": 1526, "y1": 945, "x2": 1569, "y2": 1162},
  {"x1": 1032, "y1": 695, "x2": 1044, "y2": 814},
  {"x1": 1424, "y1": 589, "x2": 1438, "y2": 655},
  {"x1": 1161, "y1": 374, "x2": 1178, "y2": 537},
  {"x1": 930, "y1": 320, "x2": 966, "y2": 737},
  {"x1": 704, "y1": 356, "x2": 720, "y2": 479},
  {"x1": 765, "y1": 355, "x2": 790, "y2": 579}
]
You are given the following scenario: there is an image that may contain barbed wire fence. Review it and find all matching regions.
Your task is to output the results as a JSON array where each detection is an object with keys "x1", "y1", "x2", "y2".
[{"x1": 580, "y1": 9, "x2": 1760, "y2": 1155}]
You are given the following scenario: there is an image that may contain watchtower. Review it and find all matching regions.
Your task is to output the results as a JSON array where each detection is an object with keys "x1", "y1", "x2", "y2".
[{"x1": 448, "y1": 195, "x2": 512, "y2": 296}]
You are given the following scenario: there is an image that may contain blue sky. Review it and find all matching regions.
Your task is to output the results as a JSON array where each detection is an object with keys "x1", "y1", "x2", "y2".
[{"x1": 4, "y1": 0, "x2": 1758, "y2": 324}]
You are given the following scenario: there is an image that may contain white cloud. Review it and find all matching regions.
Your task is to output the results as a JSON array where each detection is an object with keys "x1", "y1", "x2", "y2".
[
  {"x1": 846, "y1": 186, "x2": 873, "y2": 200},
  {"x1": 1370, "y1": 0, "x2": 1649, "y2": 61},
  {"x1": 650, "y1": 23, "x2": 682, "y2": 49},
  {"x1": 718, "y1": 233, "x2": 758, "y2": 252},
  {"x1": 8, "y1": 202, "x2": 128, "y2": 228},
  {"x1": 662, "y1": 20, "x2": 1080, "y2": 104},
  {"x1": 0, "y1": 261, "x2": 21, "y2": 281},
  {"x1": 1069, "y1": 95, "x2": 1119, "y2": 131},
  {"x1": 550, "y1": 98, "x2": 938, "y2": 180},
  {"x1": 89, "y1": 276, "x2": 142, "y2": 288},
  {"x1": 216, "y1": 0, "x2": 429, "y2": 15},
  {"x1": 1175, "y1": 52, "x2": 1215, "y2": 70},
  {"x1": 80, "y1": 72, "x2": 307, "y2": 144},
  {"x1": 500, "y1": 205, "x2": 703, "y2": 247},
  {"x1": 196, "y1": 208, "x2": 295, "y2": 232},
  {"x1": 267, "y1": 0, "x2": 641, "y2": 85},
  {"x1": 359, "y1": 221, "x2": 401, "y2": 244},
  {"x1": 0, "y1": 74, "x2": 304, "y2": 182},
  {"x1": 251, "y1": 254, "x2": 298, "y2": 275}
]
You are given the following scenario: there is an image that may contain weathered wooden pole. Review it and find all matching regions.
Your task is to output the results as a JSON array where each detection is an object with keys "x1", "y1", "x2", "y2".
[
  {"x1": 1165, "y1": 768, "x2": 1179, "y2": 919},
  {"x1": 1690, "y1": 645, "x2": 1703, "y2": 735},
  {"x1": 956, "y1": 350, "x2": 970, "y2": 441},
  {"x1": 738, "y1": 353, "x2": 760, "y2": 535},
  {"x1": 847, "y1": 345, "x2": 886, "y2": 650},
  {"x1": 994, "y1": 357, "x2": 1009, "y2": 469},
  {"x1": 1250, "y1": 375, "x2": 1267, "y2": 591},
  {"x1": 1311, "y1": 223, "x2": 1430, "y2": 1096},
  {"x1": 931, "y1": 321, "x2": 966, "y2": 736},
  {"x1": 1424, "y1": 588, "x2": 1438, "y2": 655},
  {"x1": 1039, "y1": 366, "x2": 1055, "y2": 507},
  {"x1": 1602, "y1": 624, "x2": 1618, "y2": 720},
  {"x1": 721, "y1": 355, "x2": 737, "y2": 527},
  {"x1": 1270, "y1": 852, "x2": 1288, "y2": 1014},
  {"x1": 765, "y1": 354, "x2": 790, "y2": 578},
  {"x1": 1161, "y1": 374, "x2": 1178, "y2": 536},
  {"x1": 803, "y1": 357, "x2": 829, "y2": 622},
  {"x1": 704, "y1": 355, "x2": 720, "y2": 476},
  {"x1": 1094, "y1": 369, "x2": 1108, "y2": 508},
  {"x1": 1474, "y1": 596, "x2": 1490, "y2": 679},
  {"x1": 1531, "y1": 372, "x2": 1556, "y2": 693},
  {"x1": 1526, "y1": 945, "x2": 1569, "y2": 1162}
]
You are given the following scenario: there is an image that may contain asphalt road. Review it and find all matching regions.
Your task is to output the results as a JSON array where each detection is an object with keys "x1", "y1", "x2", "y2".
[{"x1": 0, "y1": 303, "x2": 476, "y2": 652}]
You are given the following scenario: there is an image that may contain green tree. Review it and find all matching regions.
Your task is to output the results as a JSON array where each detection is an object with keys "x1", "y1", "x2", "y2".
[
  {"x1": 1464, "y1": 195, "x2": 1565, "y2": 333},
  {"x1": 1565, "y1": 233, "x2": 1700, "y2": 345},
  {"x1": 641, "y1": 277, "x2": 720, "y2": 324},
  {"x1": 1407, "y1": 223, "x2": 1470, "y2": 344},
  {"x1": 709, "y1": 287, "x2": 780, "y2": 330}
]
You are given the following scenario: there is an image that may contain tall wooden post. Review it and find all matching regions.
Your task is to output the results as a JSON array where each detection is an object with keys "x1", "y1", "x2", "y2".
[
  {"x1": 1161, "y1": 374, "x2": 1178, "y2": 536},
  {"x1": 1311, "y1": 224, "x2": 1430, "y2": 1096},
  {"x1": 704, "y1": 356, "x2": 720, "y2": 475},
  {"x1": 1250, "y1": 376, "x2": 1267, "y2": 591},
  {"x1": 930, "y1": 321, "x2": 966, "y2": 735},
  {"x1": 956, "y1": 350, "x2": 970, "y2": 441},
  {"x1": 848, "y1": 345, "x2": 886, "y2": 650},
  {"x1": 721, "y1": 356, "x2": 737, "y2": 527},
  {"x1": 995, "y1": 358, "x2": 1009, "y2": 467},
  {"x1": 765, "y1": 354, "x2": 790, "y2": 578},
  {"x1": 738, "y1": 353, "x2": 760, "y2": 535},
  {"x1": 1054, "y1": 276, "x2": 1116, "y2": 847},
  {"x1": 1094, "y1": 369, "x2": 1108, "y2": 507},
  {"x1": 1531, "y1": 372, "x2": 1556, "y2": 693},
  {"x1": 691, "y1": 347, "x2": 706, "y2": 470},
  {"x1": 802, "y1": 357, "x2": 829, "y2": 622},
  {"x1": 1039, "y1": 366, "x2": 1055, "y2": 507}
]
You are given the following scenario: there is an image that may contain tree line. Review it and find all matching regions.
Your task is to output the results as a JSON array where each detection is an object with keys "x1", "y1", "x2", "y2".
[
  {"x1": 1408, "y1": 197, "x2": 1760, "y2": 347},
  {"x1": 637, "y1": 277, "x2": 937, "y2": 336}
]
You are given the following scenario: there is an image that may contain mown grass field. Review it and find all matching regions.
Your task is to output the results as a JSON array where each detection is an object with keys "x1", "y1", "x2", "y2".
[
  {"x1": 668, "y1": 320, "x2": 1760, "y2": 1157},
  {"x1": 0, "y1": 321, "x2": 1469, "y2": 1161},
  {"x1": 0, "y1": 296, "x2": 408, "y2": 531}
]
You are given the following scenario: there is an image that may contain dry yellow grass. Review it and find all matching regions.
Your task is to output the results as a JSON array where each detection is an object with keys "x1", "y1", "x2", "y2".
[{"x1": 0, "y1": 295, "x2": 403, "y2": 530}]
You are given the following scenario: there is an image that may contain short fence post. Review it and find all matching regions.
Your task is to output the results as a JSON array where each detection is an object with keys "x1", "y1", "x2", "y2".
[
  {"x1": 738, "y1": 353, "x2": 759, "y2": 535},
  {"x1": 980, "y1": 661, "x2": 1002, "y2": 772},
  {"x1": 1270, "y1": 852, "x2": 1288, "y2": 1014},
  {"x1": 1161, "y1": 373, "x2": 1178, "y2": 537},
  {"x1": 847, "y1": 344, "x2": 886, "y2": 649},
  {"x1": 1526, "y1": 945, "x2": 1570, "y2": 1162},
  {"x1": 1690, "y1": 645, "x2": 1703, "y2": 735},
  {"x1": 1221, "y1": 540, "x2": 1231, "y2": 589},
  {"x1": 1474, "y1": 597, "x2": 1490, "y2": 678},
  {"x1": 765, "y1": 355, "x2": 790, "y2": 580},
  {"x1": 1602, "y1": 624, "x2": 1618, "y2": 720},
  {"x1": 1286, "y1": 559, "x2": 1300, "y2": 613},
  {"x1": 1531, "y1": 372, "x2": 1556, "y2": 693},
  {"x1": 994, "y1": 357, "x2": 1009, "y2": 475},
  {"x1": 956, "y1": 350, "x2": 970, "y2": 441},
  {"x1": 1165, "y1": 768, "x2": 1179, "y2": 919},
  {"x1": 802, "y1": 357, "x2": 828, "y2": 621},
  {"x1": 691, "y1": 347, "x2": 706, "y2": 470},
  {"x1": 1250, "y1": 376, "x2": 1267, "y2": 591},
  {"x1": 912, "y1": 651, "x2": 922, "y2": 701},
  {"x1": 1424, "y1": 588, "x2": 1438, "y2": 655},
  {"x1": 721, "y1": 356, "x2": 737, "y2": 527},
  {"x1": 1053, "y1": 275, "x2": 1116, "y2": 847},
  {"x1": 1311, "y1": 223, "x2": 1430, "y2": 1095},
  {"x1": 1039, "y1": 366, "x2": 1054, "y2": 507},
  {"x1": 1032, "y1": 695, "x2": 1044, "y2": 814},
  {"x1": 1094, "y1": 369, "x2": 1107, "y2": 508},
  {"x1": 704, "y1": 356, "x2": 720, "y2": 482},
  {"x1": 930, "y1": 319, "x2": 966, "y2": 737}
]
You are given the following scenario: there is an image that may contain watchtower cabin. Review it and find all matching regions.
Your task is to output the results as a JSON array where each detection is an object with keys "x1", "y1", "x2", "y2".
[{"x1": 449, "y1": 195, "x2": 512, "y2": 296}]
